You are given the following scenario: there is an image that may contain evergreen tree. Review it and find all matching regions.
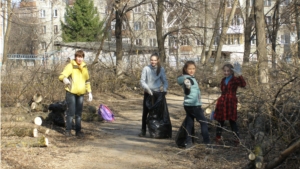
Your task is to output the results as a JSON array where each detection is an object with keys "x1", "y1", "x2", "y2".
[{"x1": 61, "y1": 0, "x2": 104, "y2": 42}]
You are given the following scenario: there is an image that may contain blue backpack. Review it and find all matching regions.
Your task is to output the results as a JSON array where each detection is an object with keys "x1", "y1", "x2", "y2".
[{"x1": 98, "y1": 104, "x2": 115, "y2": 122}]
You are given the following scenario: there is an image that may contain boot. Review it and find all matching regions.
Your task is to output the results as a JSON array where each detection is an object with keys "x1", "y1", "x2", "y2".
[
  {"x1": 76, "y1": 131, "x2": 85, "y2": 137},
  {"x1": 138, "y1": 129, "x2": 146, "y2": 137},
  {"x1": 65, "y1": 130, "x2": 72, "y2": 137}
]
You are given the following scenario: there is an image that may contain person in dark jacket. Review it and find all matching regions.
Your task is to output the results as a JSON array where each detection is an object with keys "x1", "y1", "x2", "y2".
[
  {"x1": 177, "y1": 61, "x2": 210, "y2": 148},
  {"x1": 139, "y1": 53, "x2": 168, "y2": 137},
  {"x1": 213, "y1": 62, "x2": 246, "y2": 145}
]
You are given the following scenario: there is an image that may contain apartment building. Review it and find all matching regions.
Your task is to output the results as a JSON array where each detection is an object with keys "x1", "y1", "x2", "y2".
[{"x1": 15, "y1": 0, "x2": 297, "y2": 64}]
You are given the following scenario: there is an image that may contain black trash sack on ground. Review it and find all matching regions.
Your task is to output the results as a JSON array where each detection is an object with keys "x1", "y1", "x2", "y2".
[
  {"x1": 47, "y1": 101, "x2": 67, "y2": 127},
  {"x1": 146, "y1": 92, "x2": 172, "y2": 139},
  {"x1": 175, "y1": 117, "x2": 195, "y2": 148}
]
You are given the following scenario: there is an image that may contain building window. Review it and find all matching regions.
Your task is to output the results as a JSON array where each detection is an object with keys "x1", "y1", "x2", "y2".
[
  {"x1": 196, "y1": 38, "x2": 204, "y2": 46},
  {"x1": 147, "y1": 3, "x2": 153, "y2": 12},
  {"x1": 149, "y1": 38, "x2": 156, "y2": 46},
  {"x1": 148, "y1": 21, "x2": 155, "y2": 30},
  {"x1": 234, "y1": 35, "x2": 240, "y2": 44},
  {"x1": 281, "y1": 34, "x2": 290, "y2": 44},
  {"x1": 266, "y1": 34, "x2": 271, "y2": 44},
  {"x1": 264, "y1": 0, "x2": 271, "y2": 6},
  {"x1": 265, "y1": 16, "x2": 272, "y2": 25},
  {"x1": 122, "y1": 22, "x2": 126, "y2": 30},
  {"x1": 134, "y1": 5, "x2": 142, "y2": 13},
  {"x1": 232, "y1": 15, "x2": 242, "y2": 26},
  {"x1": 54, "y1": 25, "x2": 58, "y2": 34},
  {"x1": 111, "y1": 21, "x2": 115, "y2": 30},
  {"x1": 53, "y1": 9, "x2": 58, "y2": 17},
  {"x1": 280, "y1": 0, "x2": 290, "y2": 6},
  {"x1": 41, "y1": 42, "x2": 46, "y2": 49},
  {"x1": 135, "y1": 39, "x2": 142, "y2": 46},
  {"x1": 41, "y1": 25, "x2": 46, "y2": 34},
  {"x1": 181, "y1": 37, "x2": 189, "y2": 46},
  {"x1": 134, "y1": 22, "x2": 142, "y2": 30},
  {"x1": 227, "y1": 0, "x2": 232, "y2": 7},
  {"x1": 40, "y1": 10, "x2": 45, "y2": 18},
  {"x1": 251, "y1": 36, "x2": 256, "y2": 45},
  {"x1": 214, "y1": 36, "x2": 219, "y2": 46},
  {"x1": 197, "y1": 19, "x2": 204, "y2": 27}
]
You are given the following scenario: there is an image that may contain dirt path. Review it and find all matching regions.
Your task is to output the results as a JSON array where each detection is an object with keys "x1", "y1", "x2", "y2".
[
  {"x1": 56, "y1": 94, "x2": 218, "y2": 169},
  {"x1": 1, "y1": 93, "x2": 249, "y2": 169}
]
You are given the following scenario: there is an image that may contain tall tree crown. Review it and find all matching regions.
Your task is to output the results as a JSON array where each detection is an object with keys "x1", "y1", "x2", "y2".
[{"x1": 61, "y1": 0, "x2": 104, "y2": 42}]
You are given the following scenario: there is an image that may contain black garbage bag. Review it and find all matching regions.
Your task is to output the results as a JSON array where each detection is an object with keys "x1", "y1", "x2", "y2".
[
  {"x1": 47, "y1": 101, "x2": 67, "y2": 127},
  {"x1": 175, "y1": 117, "x2": 195, "y2": 148},
  {"x1": 146, "y1": 92, "x2": 172, "y2": 138},
  {"x1": 48, "y1": 111, "x2": 66, "y2": 127}
]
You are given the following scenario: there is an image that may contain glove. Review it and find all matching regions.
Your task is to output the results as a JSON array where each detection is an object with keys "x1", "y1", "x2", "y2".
[
  {"x1": 184, "y1": 79, "x2": 191, "y2": 89},
  {"x1": 146, "y1": 88, "x2": 153, "y2": 96},
  {"x1": 88, "y1": 93, "x2": 93, "y2": 102},
  {"x1": 63, "y1": 78, "x2": 71, "y2": 85},
  {"x1": 232, "y1": 62, "x2": 242, "y2": 76}
]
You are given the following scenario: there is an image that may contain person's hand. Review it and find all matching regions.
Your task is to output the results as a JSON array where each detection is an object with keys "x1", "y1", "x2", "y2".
[
  {"x1": 88, "y1": 93, "x2": 93, "y2": 102},
  {"x1": 232, "y1": 62, "x2": 242, "y2": 76},
  {"x1": 63, "y1": 78, "x2": 71, "y2": 85},
  {"x1": 184, "y1": 79, "x2": 191, "y2": 89},
  {"x1": 146, "y1": 88, "x2": 153, "y2": 96}
]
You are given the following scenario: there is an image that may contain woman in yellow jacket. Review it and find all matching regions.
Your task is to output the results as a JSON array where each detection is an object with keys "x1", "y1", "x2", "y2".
[{"x1": 59, "y1": 50, "x2": 92, "y2": 137}]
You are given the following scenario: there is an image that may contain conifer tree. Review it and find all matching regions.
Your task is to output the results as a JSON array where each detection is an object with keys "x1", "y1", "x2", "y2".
[{"x1": 61, "y1": 0, "x2": 104, "y2": 42}]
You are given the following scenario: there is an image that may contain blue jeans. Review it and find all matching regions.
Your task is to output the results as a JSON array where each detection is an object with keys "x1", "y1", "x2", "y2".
[
  {"x1": 65, "y1": 91, "x2": 84, "y2": 132},
  {"x1": 184, "y1": 106, "x2": 210, "y2": 144}
]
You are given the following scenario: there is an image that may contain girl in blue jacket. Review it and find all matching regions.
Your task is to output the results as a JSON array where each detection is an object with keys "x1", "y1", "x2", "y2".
[{"x1": 177, "y1": 61, "x2": 210, "y2": 148}]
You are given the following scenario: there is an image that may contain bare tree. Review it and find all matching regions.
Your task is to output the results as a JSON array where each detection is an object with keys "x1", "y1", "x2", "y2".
[
  {"x1": 200, "y1": 0, "x2": 208, "y2": 65},
  {"x1": 2, "y1": 0, "x2": 13, "y2": 72},
  {"x1": 295, "y1": 0, "x2": 300, "y2": 59},
  {"x1": 243, "y1": 0, "x2": 254, "y2": 64},
  {"x1": 255, "y1": 0, "x2": 268, "y2": 84},
  {"x1": 213, "y1": 0, "x2": 239, "y2": 71}
]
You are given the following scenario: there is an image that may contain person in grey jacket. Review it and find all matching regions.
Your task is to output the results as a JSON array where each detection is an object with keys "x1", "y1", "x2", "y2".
[
  {"x1": 139, "y1": 53, "x2": 168, "y2": 137},
  {"x1": 177, "y1": 60, "x2": 210, "y2": 148}
]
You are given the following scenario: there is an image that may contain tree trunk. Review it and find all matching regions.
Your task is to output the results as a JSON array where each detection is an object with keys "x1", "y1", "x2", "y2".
[
  {"x1": 200, "y1": 0, "x2": 208, "y2": 65},
  {"x1": 255, "y1": 0, "x2": 268, "y2": 84},
  {"x1": 296, "y1": 0, "x2": 300, "y2": 60},
  {"x1": 205, "y1": 0, "x2": 225, "y2": 65},
  {"x1": 214, "y1": 0, "x2": 239, "y2": 71},
  {"x1": 270, "y1": 0, "x2": 280, "y2": 70},
  {"x1": 2, "y1": 0, "x2": 12, "y2": 74},
  {"x1": 243, "y1": 0, "x2": 254, "y2": 64},
  {"x1": 115, "y1": 3, "x2": 123, "y2": 77},
  {"x1": 156, "y1": 0, "x2": 166, "y2": 65}
]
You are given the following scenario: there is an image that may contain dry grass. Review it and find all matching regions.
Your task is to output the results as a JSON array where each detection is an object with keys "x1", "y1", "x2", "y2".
[{"x1": 1, "y1": 60, "x2": 300, "y2": 168}]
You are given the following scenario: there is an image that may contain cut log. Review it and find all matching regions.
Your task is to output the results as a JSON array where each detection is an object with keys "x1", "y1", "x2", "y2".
[
  {"x1": 33, "y1": 128, "x2": 38, "y2": 137},
  {"x1": 3, "y1": 136, "x2": 49, "y2": 147},
  {"x1": 2, "y1": 122, "x2": 49, "y2": 136},
  {"x1": 30, "y1": 102, "x2": 48, "y2": 112},
  {"x1": 265, "y1": 138, "x2": 300, "y2": 169},
  {"x1": 34, "y1": 116, "x2": 43, "y2": 126},
  {"x1": 32, "y1": 94, "x2": 43, "y2": 103}
]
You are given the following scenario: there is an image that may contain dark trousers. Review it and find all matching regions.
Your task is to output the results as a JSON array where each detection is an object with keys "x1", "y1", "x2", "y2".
[
  {"x1": 141, "y1": 92, "x2": 150, "y2": 131},
  {"x1": 216, "y1": 120, "x2": 239, "y2": 138},
  {"x1": 184, "y1": 106, "x2": 210, "y2": 144},
  {"x1": 65, "y1": 91, "x2": 84, "y2": 132}
]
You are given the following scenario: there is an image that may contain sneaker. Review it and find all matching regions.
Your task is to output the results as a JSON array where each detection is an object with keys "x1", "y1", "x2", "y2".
[
  {"x1": 76, "y1": 131, "x2": 84, "y2": 137},
  {"x1": 138, "y1": 130, "x2": 146, "y2": 137},
  {"x1": 65, "y1": 130, "x2": 72, "y2": 137},
  {"x1": 215, "y1": 136, "x2": 222, "y2": 144}
]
